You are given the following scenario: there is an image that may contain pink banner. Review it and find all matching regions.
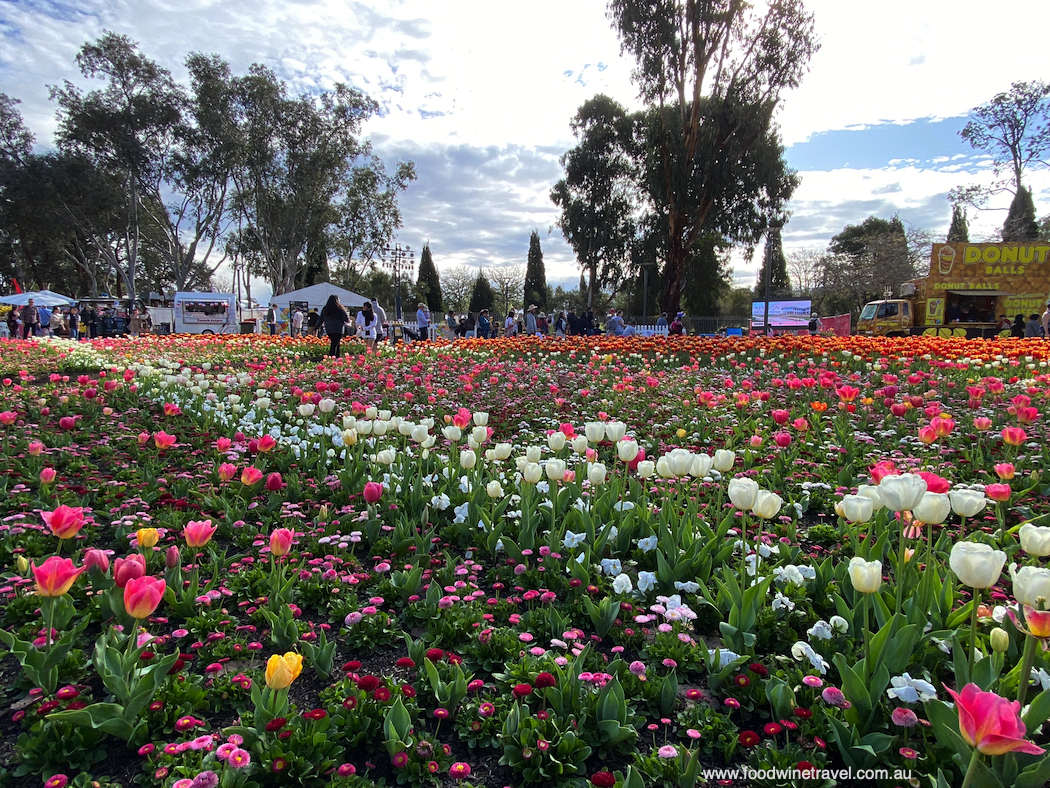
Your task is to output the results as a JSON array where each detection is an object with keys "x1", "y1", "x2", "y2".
[{"x1": 819, "y1": 314, "x2": 852, "y2": 337}]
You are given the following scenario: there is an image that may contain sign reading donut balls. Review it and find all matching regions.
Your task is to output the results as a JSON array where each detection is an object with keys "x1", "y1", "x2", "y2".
[{"x1": 929, "y1": 243, "x2": 1050, "y2": 311}]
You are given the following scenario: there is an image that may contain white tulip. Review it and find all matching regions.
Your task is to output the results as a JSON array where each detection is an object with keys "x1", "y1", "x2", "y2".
[
  {"x1": 856, "y1": 484, "x2": 884, "y2": 511},
  {"x1": 949, "y1": 490, "x2": 987, "y2": 519},
  {"x1": 545, "y1": 459, "x2": 566, "y2": 482},
  {"x1": 713, "y1": 449, "x2": 736, "y2": 473},
  {"x1": 571, "y1": 435, "x2": 590, "y2": 454},
  {"x1": 398, "y1": 420, "x2": 414, "y2": 436},
  {"x1": 390, "y1": 416, "x2": 404, "y2": 430},
  {"x1": 375, "y1": 449, "x2": 396, "y2": 466},
  {"x1": 1020, "y1": 524, "x2": 1050, "y2": 557},
  {"x1": 656, "y1": 456, "x2": 674, "y2": 478},
  {"x1": 357, "y1": 420, "x2": 373, "y2": 436},
  {"x1": 690, "y1": 454, "x2": 714, "y2": 478},
  {"x1": 526, "y1": 446, "x2": 542, "y2": 463},
  {"x1": 617, "y1": 439, "x2": 640, "y2": 463},
  {"x1": 913, "y1": 492, "x2": 951, "y2": 525},
  {"x1": 1012, "y1": 565, "x2": 1050, "y2": 607},
  {"x1": 442, "y1": 425, "x2": 462, "y2": 442},
  {"x1": 486, "y1": 481, "x2": 504, "y2": 499},
  {"x1": 342, "y1": 415, "x2": 357, "y2": 430},
  {"x1": 588, "y1": 463, "x2": 607, "y2": 487},
  {"x1": 584, "y1": 422, "x2": 606, "y2": 443},
  {"x1": 548, "y1": 431, "x2": 567, "y2": 452},
  {"x1": 317, "y1": 398, "x2": 336, "y2": 414},
  {"x1": 515, "y1": 456, "x2": 528, "y2": 472},
  {"x1": 848, "y1": 557, "x2": 883, "y2": 594},
  {"x1": 372, "y1": 420, "x2": 388, "y2": 437},
  {"x1": 668, "y1": 448, "x2": 693, "y2": 476},
  {"x1": 460, "y1": 450, "x2": 477, "y2": 470},
  {"x1": 838, "y1": 494, "x2": 873, "y2": 523},
  {"x1": 878, "y1": 474, "x2": 927, "y2": 512},
  {"x1": 605, "y1": 421, "x2": 627, "y2": 442},
  {"x1": 411, "y1": 425, "x2": 429, "y2": 444},
  {"x1": 522, "y1": 462, "x2": 543, "y2": 484},
  {"x1": 421, "y1": 436, "x2": 436, "y2": 449},
  {"x1": 471, "y1": 425, "x2": 488, "y2": 444},
  {"x1": 950, "y1": 542, "x2": 1006, "y2": 589},
  {"x1": 751, "y1": 490, "x2": 784, "y2": 520},
  {"x1": 378, "y1": 410, "x2": 391, "y2": 421},
  {"x1": 467, "y1": 437, "x2": 480, "y2": 450},
  {"x1": 298, "y1": 403, "x2": 316, "y2": 417},
  {"x1": 727, "y1": 477, "x2": 760, "y2": 510},
  {"x1": 492, "y1": 442, "x2": 513, "y2": 461},
  {"x1": 636, "y1": 460, "x2": 655, "y2": 479},
  {"x1": 473, "y1": 412, "x2": 489, "y2": 426},
  {"x1": 365, "y1": 407, "x2": 378, "y2": 419}
]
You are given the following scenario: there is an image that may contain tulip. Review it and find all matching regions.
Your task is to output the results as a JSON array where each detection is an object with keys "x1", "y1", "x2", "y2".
[
  {"x1": 946, "y1": 684, "x2": 1044, "y2": 758},
  {"x1": 771, "y1": 409, "x2": 789, "y2": 424},
  {"x1": 459, "y1": 450, "x2": 477, "y2": 470},
  {"x1": 1012, "y1": 565, "x2": 1050, "y2": 609},
  {"x1": 39, "y1": 468, "x2": 56, "y2": 484},
  {"x1": 217, "y1": 463, "x2": 238, "y2": 481},
  {"x1": 667, "y1": 448, "x2": 693, "y2": 476},
  {"x1": 241, "y1": 467, "x2": 263, "y2": 486},
  {"x1": 525, "y1": 446, "x2": 542, "y2": 463},
  {"x1": 124, "y1": 576, "x2": 165, "y2": 619},
  {"x1": 298, "y1": 403, "x2": 316, "y2": 417},
  {"x1": 16, "y1": 555, "x2": 28, "y2": 575},
  {"x1": 1002, "y1": 426, "x2": 1027, "y2": 446},
  {"x1": 773, "y1": 431, "x2": 792, "y2": 448},
  {"x1": 838, "y1": 494, "x2": 873, "y2": 523},
  {"x1": 545, "y1": 459, "x2": 566, "y2": 482},
  {"x1": 153, "y1": 431, "x2": 177, "y2": 450},
  {"x1": 270, "y1": 528, "x2": 294, "y2": 557},
  {"x1": 83, "y1": 548, "x2": 110, "y2": 575},
  {"x1": 588, "y1": 463, "x2": 607, "y2": 487},
  {"x1": 917, "y1": 426, "x2": 937, "y2": 445},
  {"x1": 182, "y1": 520, "x2": 216, "y2": 549},
  {"x1": 166, "y1": 545, "x2": 181, "y2": 570},
  {"x1": 985, "y1": 483, "x2": 1011, "y2": 502},
  {"x1": 950, "y1": 542, "x2": 1006, "y2": 589},
  {"x1": 442, "y1": 425, "x2": 462, "y2": 442},
  {"x1": 376, "y1": 449, "x2": 396, "y2": 466},
  {"x1": 113, "y1": 554, "x2": 146, "y2": 588},
  {"x1": 486, "y1": 481, "x2": 504, "y2": 499},
  {"x1": 570, "y1": 435, "x2": 589, "y2": 454},
  {"x1": 946, "y1": 490, "x2": 985, "y2": 520},
  {"x1": 990, "y1": 627, "x2": 1010, "y2": 653},
  {"x1": 473, "y1": 412, "x2": 489, "y2": 427},
  {"x1": 265, "y1": 652, "x2": 304, "y2": 690},
  {"x1": 265, "y1": 472, "x2": 284, "y2": 491},
  {"x1": 636, "y1": 460, "x2": 655, "y2": 479},
  {"x1": 1020, "y1": 524, "x2": 1050, "y2": 557},
  {"x1": 547, "y1": 431, "x2": 566, "y2": 452},
  {"x1": 28, "y1": 440, "x2": 44, "y2": 455},
  {"x1": 372, "y1": 420, "x2": 388, "y2": 437},
  {"x1": 363, "y1": 482, "x2": 383, "y2": 504},
  {"x1": 318, "y1": 398, "x2": 336, "y2": 414},
  {"x1": 522, "y1": 463, "x2": 542, "y2": 484},
  {"x1": 912, "y1": 492, "x2": 950, "y2": 525},
  {"x1": 856, "y1": 484, "x2": 884, "y2": 511},
  {"x1": 712, "y1": 449, "x2": 735, "y2": 473},
  {"x1": 42, "y1": 505, "x2": 85, "y2": 541},
  {"x1": 131, "y1": 529, "x2": 161, "y2": 556},
  {"x1": 655, "y1": 456, "x2": 673, "y2": 478},
  {"x1": 33, "y1": 556, "x2": 85, "y2": 597},
  {"x1": 930, "y1": 415, "x2": 955, "y2": 438},
  {"x1": 471, "y1": 425, "x2": 488, "y2": 444},
  {"x1": 690, "y1": 454, "x2": 714, "y2": 478},
  {"x1": 877, "y1": 473, "x2": 927, "y2": 512},
  {"x1": 605, "y1": 421, "x2": 626, "y2": 442},
  {"x1": 751, "y1": 490, "x2": 783, "y2": 520},
  {"x1": 492, "y1": 442, "x2": 513, "y2": 461},
  {"x1": 617, "y1": 439, "x2": 640, "y2": 463},
  {"x1": 410, "y1": 425, "x2": 429, "y2": 444},
  {"x1": 341, "y1": 429, "x2": 358, "y2": 447},
  {"x1": 727, "y1": 477, "x2": 759, "y2": 510},
  {"x1": 848, "y1": 557, "x2": 883, "y2": 594}
]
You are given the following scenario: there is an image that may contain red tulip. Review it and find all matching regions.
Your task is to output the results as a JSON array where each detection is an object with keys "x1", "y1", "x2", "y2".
[
  {"x1": 265, "y1": 472, "x2": 285, "y2": 491},
  {"x1": 124, "y1": 576, "x2": 166, "y2": 620},
  {"x1": 258, "y1": 435, "x2": 277, "y2": 452},
  {"x1": 946, "y1": 683, "x2": 1044, "y2": 756},
  {"x1": 870, "y1": 460, "x2": 898, "y2": 484},
  {"x1": 241, "y1": 467, "x2": 263, "y2": 486},
  {"x1": 363, "y1": 482, "x2": 383, "y2": 504},
  {"x1": 916, "y1": 471, "x2": 950, "y2": 494},
  {"x1": 773, "y1": 432, "x2": 792, "y2": 448},
  {"x1": 113, "y1": 554, "x2": 147, "y2": 589},
  {"x1": 41, "y1": 505, "x2": 84, "y2": 540},
  {"x1": 890, "y1": 403, "x2": 908, "y2": 417},
  {"x1": 33, "y1": 556, "x2": 85, "y2": 597},
  {"x1": 59, "y1": 416, "x2": 75, "y2": 431},
  {"x1": 183, "y1": 520, "x2": 217, "y2": 548},
  {"x1": 771, "y1": 409, "x2": 789, "y2": 425},
  {"x1": 270, "y1": 528, "x2": 294, "y2": 557}
]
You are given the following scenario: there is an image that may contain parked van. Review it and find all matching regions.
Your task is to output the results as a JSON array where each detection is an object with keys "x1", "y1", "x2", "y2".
[{"x1": 172, "y1": 293, "x2": 237, "y2": 334}]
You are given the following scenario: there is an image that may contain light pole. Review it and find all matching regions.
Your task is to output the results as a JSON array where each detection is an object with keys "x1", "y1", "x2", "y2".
[
  {"x1": 640, "y1": 260, "x2": 655, "y2": 323},
  {"x1": 381, "y1": 243, "x2": 414, "y2": 321}
]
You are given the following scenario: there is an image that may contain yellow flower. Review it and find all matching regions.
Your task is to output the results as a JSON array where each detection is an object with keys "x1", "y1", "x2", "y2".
[
  {"x1": 676, "y1": 428, "x2": 687, "y2": 439},
  {"x1": 137, "y1": 528, "x2": 160, "y2": 549},
  {"x1": 265, "y1": 652, "x2": 303, "y2": 689}
]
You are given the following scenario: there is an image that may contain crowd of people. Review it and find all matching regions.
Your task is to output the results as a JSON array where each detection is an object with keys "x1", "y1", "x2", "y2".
[
  {"x1": 410, "y1": 305, "x2": 692, "y2": 341},
  {"x1": 2, "y1": 300, "x2": 142, "y2": 340}
]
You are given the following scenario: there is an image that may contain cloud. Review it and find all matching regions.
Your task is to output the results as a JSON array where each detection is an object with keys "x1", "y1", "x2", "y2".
[{"x1": 872, "y1": 182, "x2": 903, "y2": 195}]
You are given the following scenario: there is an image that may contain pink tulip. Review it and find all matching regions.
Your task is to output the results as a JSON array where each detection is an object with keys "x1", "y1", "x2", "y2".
[
  {"x1": 1002, "y1": 427, "x2": 1027, "y2": 446},
  {"x1": 28, "y1": 441, "x2": 44, "y2": 456},
  {"x1": 973, "y1": 417, "x2": 993, "y2": 431},
  {"x1": 154, "y1": 431, "x2": 177, "y2": 450},
  {"x1": 124, "y1": 576, "x2": 166, "y2": 619},
  {"x1": 265, "y1": 472, "x2": 284, "y2": 492},
  {"x1": 985, "y1": 483, "x2": 1011, "y2": 502},
  {"x1": 217, "y1": 463, "x2": 238, "y2": 482},
  {"x1": 113, "y1": 554, "x2": 147, "y2": 589},
  {"x1": 771, "y1": 409, "x2": 789, "y2": 425},
  {"x1": 994, "y1": 463, "x2": 1015, "y2": 481},
  {"x1": 83, "y1": 548, "x2": 110, "y2": 575},
  {"x1": 137, "y1": 432, "x2": 151, "y2": 446},
  {"x1": 41, "y1": 505, "x2": 85, "y2": 540},
  {"x1": 916, "y1": 471, "x2": 949, "y2": 494},
  {"x1": 363, "y1": 482, "x2": 383, "y2": 504},
  {"x1": 270, "y1": 528, "x2": 294, "y2": 557},
  {"x1": 183, "y1": 520, "x2": 217, "y2": 548},
  {"x1": 946, "y1": 683, "x2": 1044, "y2": 756},
  {"x1": 166, "y1": 545, "x2": 181, "y2": 569},
  {"x1": 59, "y1": 416, "x2": 75, "y2": 431},
  {"x1": 216, "y1": 437, "x2": 232, "y2": 452},
  {"x1": 773, "y1": 432, "x2": 792, "y2": 448},
  {"x1": 791, "y1": 417, "x2": 809, "y2": 432},
  {"x1": 870, "y1": 460, "x2": 898, "y2": 484},
  {"x1": 240, "y1": 467, "x2": 263, "y2": 486},
  {"x1": 39, "y1": 468, "x2": 57, "y2": 484},
  {"x1": 917, "y1": 426, "x2": 936, "y2": 445},
  {"x1": 257, "y1": 435, "x2": 277, "y2": 452},
  {"x1": 0, "y1": 411, "x2": 17, "y2": 425},
  {"x1": 32, "y1": 556, "x2": 85, "y2": 597}
]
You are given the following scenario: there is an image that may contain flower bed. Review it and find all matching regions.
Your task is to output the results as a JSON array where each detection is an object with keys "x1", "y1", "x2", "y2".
[{"x1": 1, "y1": 334, "x2": 1050, "y2": 788}]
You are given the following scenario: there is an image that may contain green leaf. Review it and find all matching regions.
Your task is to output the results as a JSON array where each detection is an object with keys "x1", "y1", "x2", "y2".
[{"x1": 1015, "y1": 756, "x2": 1050, "y2": 788}]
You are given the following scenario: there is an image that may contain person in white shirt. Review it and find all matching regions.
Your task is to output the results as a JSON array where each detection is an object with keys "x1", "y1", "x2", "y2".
[
  {"x1": 370, "y1": 297, "x2": 388, "y2": 342},
  {"x1": 291, "y1": 309, "x2": 304, "y2": 336},
  {"x1": 416, "y1": 302, "x2": 430, "y2": 342},
  {"x1": 356, "y1": 302, "x2": 379, "y2": 352},
  {"x1": 525, "y1": 305, "x2": 538, "y2": 335}
]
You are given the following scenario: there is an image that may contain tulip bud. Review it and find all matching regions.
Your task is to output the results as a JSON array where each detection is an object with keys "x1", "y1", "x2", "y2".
[
  {"x1": 137, "y1": 528, "x2": 160, "y2": 549},
  {"x1": 848, "y1": 557, "x2": 883, "y2": 594},
  {"x1": 16, "y1": 555, "x2": 29, "y2": 575},
  {"x1": 990, "y1": 627, "x2": 1010, "y2": 653},
  {"x1": 588, "y1": 463, "x2": 607, "y2": 487},
  {"x1": 522, "y1": 463, "x2": 542, "y2": 484},
  {"x1": 636, "y1": 460, "x2": 655, "y2": 479},
  {"x1": 571, "y1": 436, "x2": 589, "y2": 455},
  {"x1": 712, "y1": 449, "x2": 735, "y2": 473},
  {"x1": 460, "y1": 450, "x2": 477, "y2": 470},
  {"x1": 166, "y1": 545, "x2": 181, "y2": 570},
  {"x1": 486, "y1": 481, "x2": 504, "y2": 499},
  {"x1": 525, "y1": 446, "x2": 542, "y2": 463},
  {"x1": 40, "y1": 467, "x2": 57, "y2": 485}
]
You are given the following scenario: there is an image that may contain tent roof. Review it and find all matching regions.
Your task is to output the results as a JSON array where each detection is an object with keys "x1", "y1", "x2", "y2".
[
  {"x1": 269, "y1": 283, "x2": 371, "y2": 310},
  {"x1": 0, "y1": 290, "x2": 77, "y2": 306}
]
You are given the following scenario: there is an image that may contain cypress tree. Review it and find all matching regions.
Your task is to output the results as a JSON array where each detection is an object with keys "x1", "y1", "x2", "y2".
[
  {"x1": 754, "y1": 224, "x2": 791, "y2": 297},
  {"x1": 468, "y1": 269, "x2": 495, "y2": 313},
  {"x1": 524, "y1": 231, "x2": 547, "y2": 309},
  {"x1": 1003, "y1": 186, "x2": 1039, "y2": 241},
  {"x1": 946, "y1": 205, "x2": 970, "y2": 242},
  {"x1": 416, "y1": 242, "x2": 443, "y2": 312}
]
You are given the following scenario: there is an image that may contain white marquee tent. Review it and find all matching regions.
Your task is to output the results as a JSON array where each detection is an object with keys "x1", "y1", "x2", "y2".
[{"x1": 268, "y1": 283, "x2": 371, "y2": 319}]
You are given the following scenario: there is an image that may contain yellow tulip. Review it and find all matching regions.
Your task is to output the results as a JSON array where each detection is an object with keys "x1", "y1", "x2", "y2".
[
  {"x1": 137, "y1": 528, "x2": 160, "y2": 549},
  {"x1": 265, "y1": 652, "x2": 303, "y2": 690}
]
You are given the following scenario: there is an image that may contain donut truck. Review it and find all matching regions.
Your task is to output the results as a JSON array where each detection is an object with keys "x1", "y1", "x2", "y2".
[{"x1": 857, "y1": 242, "x2": 1050, "y2": 338}]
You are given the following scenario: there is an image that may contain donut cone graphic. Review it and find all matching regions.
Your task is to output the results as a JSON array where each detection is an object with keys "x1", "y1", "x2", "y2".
[{"x1": 938, "y1": 245, "x2": 956, "y2": 275}]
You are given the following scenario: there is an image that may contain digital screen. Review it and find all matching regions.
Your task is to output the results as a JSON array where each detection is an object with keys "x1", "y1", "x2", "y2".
[{"x1": 751, "y1": 299, "x2": 812, "y2": 328}]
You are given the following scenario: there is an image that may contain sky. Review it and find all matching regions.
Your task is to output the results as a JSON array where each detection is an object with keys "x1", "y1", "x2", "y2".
[{"x1": 2, "y1": 0, "x2": 1049, "y2": 299}]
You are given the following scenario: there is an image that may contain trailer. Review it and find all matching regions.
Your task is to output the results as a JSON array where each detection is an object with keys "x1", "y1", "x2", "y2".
[{"x1": 172, "y1": 293, "x2": 237, "y2": 334}]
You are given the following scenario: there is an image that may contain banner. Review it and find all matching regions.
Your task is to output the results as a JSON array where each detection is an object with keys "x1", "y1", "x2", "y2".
[{"x1": 819, "y1": 314, "x2": 851, "y2": 337}]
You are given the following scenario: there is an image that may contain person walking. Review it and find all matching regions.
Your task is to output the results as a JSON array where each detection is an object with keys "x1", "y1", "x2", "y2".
[
  {"x1": 477, "y1": 309, "x2": 491, "y2": 339},
  {"x1": 67, "y1": 307, "x2": 81, "y2": 340},
  {"x1": 84, "y1": 304, "x2": 99, "y2": 339},
  {"x1": 38, "y1": 304, "x2": 53, "y2": 337},
  {"x1": 525, "y1": 305, "x2": 538, "y2": 336},
  {"x1": 504, "y1": 310, "x2": 517, "y2": 338},
  {"x1": 265, "y1": 304, "x2": 277, "y2": 336},
  {"x1": 370, "y1": 297, "x2": 388, "y2": 342},
  {"x1": 6, "y1": 307, "x2": 19, "y2": 339},
  {"x1": 669, "y1": 311, "x2": 685, "y2": 336},
  {"x1": 291, "y1": 308, "x2": 304, "y2": 337},
  {"x1": 356, "y1": 301, "x2": 379, "y2": 352},
  {"x1": 416, "y1": 302, "x2": 431, "y2": 342},
  {"x1": 306, "y1": 308, "x2": 320, "y2": 337},
  {"x1": 21, "y1": 298, "x2": 39, "y2": 339},
  {"x1": 128, "y1": 308, "x2": 143, "y2": 337},
  {"x1": 655, "y1": 312, "x2": 668, "y2": 330},
  {"x1": 321, "y1": 295, "x2": 349, "y2": 357}
]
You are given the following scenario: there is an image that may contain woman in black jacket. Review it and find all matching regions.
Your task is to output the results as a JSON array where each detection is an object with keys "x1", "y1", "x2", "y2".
[
  {"x1": 1012, "y1": 314, "x2": 1026, "y2": 339},
  {"x1": 320, "y1": 295, "x2": 349, "y2": 358}
]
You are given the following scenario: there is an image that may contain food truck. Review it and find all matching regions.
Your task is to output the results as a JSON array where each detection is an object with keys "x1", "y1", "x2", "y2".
[
  {"x1": 172, "y1": 293, "x2": 237, "y2": 334},
  {"x1": 857, "y1": 242, "x2": 1050, "y2": 337}
]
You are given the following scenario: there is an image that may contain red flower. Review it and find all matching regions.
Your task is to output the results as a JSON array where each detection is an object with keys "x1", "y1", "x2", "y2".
[
  {"x1": 764, "y1": 722, "x2": 782, "y2": 736},
  {"x1": 591, "y1": 771, "x2": 616, "y2": 788},
  {"x1": 748, "y1": 662, "x2": 769, "y2": 676},
  {"x1": 343, "y1": 660, "x2": 362, "y2": 672},
  {"x1": 425, "y1": 648, "x2": 445, "y2": 662},
  {"x1": 303, "y1": 708, "x2": 328, "y2": 720},
  {"x1": 356, "y1": 675, "x2": 381, "y2": 692},
  {"x1": 265, "y1": 717, "x2": 288, "y2": 731},
  {"x1": 400, "y1": 684, "x2": 417, "y2": 698},
  {"x1": 534, "y1": 672, "x2": 556, "y2": 688},
  {"x1": 512, "y1": 683, "x2": 533, "y2": 698},
  {"x1": 342, "y1": 697, "x2": 358, "y2": 710},
  {"x1": 396, "y1": 658, "x2": 416, "y2": 668},
  {"x1": 373, "y1": 687, "x2": 392, "y2": 702},
  {"x1": 738, "y1": 730, "x2": 760, "y2": 747}
]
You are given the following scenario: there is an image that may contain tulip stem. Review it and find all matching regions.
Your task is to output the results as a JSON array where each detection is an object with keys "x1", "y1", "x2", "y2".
[
  {"x1": 968, "y1": 589, "x2": 980, "y2": 675},
  {"x1": 861, "y1": 594, "x2": 871, "y2": 670},
  {"x1": 44, "y1": 595, "x2": 57, "y2": 655},
  {"x1": 960, "y1": 746, "x2": 981, "y2": 788},
  {"x1": 1017, "y1": 633, "x2": 1038, "y2": 710},
  {"x1": 894, "y1": 528, "x2": 908, "y2": 619}
]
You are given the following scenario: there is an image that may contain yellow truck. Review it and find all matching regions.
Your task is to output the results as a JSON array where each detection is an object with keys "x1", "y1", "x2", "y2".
[{"x1": 857, "y1": 242, "x2": 1050, "y2": 337}]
